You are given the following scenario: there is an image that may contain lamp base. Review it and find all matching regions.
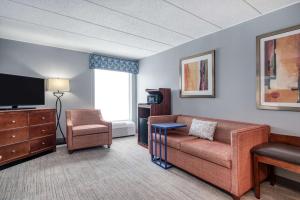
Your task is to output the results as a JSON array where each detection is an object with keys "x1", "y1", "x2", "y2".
[
  {"x1": 56, "y1": 137, "x2": 66, "y2": 145},
  {"x1": 53, "y1": 92, "x2": 66, "y2": 144}
]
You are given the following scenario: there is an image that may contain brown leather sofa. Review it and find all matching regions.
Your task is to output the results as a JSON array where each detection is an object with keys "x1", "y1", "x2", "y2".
[
  {"x1": 66, "y1": 109, "x2": 112, "y2": 153},
  {"x1": 148, "y1": 115, "x2": 270, "y2": 200}
]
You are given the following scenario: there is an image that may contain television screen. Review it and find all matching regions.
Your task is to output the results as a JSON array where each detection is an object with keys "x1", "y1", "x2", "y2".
[{"x1": 0, "y1": 73, "x2": 45, "y2": 107}]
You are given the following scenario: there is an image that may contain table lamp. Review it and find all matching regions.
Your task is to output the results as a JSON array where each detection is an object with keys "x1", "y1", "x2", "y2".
[{"x1": 47, "y1": 78, "x2": 70, "y2": 143}]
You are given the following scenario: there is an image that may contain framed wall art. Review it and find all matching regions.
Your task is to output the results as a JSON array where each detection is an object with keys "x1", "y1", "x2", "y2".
[
  {"x1": 256, "y1": 25, "x2": 300, "y2": 111},
  {"x1": 180, "y1": 50, "x2": 215, "y2": 98}
]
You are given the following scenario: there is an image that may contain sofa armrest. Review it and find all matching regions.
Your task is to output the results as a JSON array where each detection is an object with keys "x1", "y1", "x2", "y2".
[
  {"x1": 148, "y1": 115, "x2": 178, "y2": 125},
  {"x1": 147, "y1": 115, "x2": 177, "y2": 152},
  {"x1": 231, "y1": 125, "x2": 270, "y2": 196}
]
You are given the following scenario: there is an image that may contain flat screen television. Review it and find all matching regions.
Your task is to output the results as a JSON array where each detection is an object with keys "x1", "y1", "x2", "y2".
[{"x1": 0, "y1": 73, "x2": 45, "y2": 109}]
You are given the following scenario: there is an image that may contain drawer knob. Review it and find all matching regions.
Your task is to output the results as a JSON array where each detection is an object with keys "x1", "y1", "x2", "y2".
[
  {"x1": 0, "y1": 155, "x2": 2, "y2": 160},
  {"x1": 11, "y1": 135, "x2": 16, "y2": 138},
  {"x1": 11, "y1": 150, "x2": 16, "y2": 153},
  {"x1": 11, "y1": 120, "x2": 16, "y2": 124},
  {"x1": 41, "y1": 117, "x2": 46, "y2": 120},
  {"x1": 42, "y1": 142, "x2": 46, "y2": 145}
]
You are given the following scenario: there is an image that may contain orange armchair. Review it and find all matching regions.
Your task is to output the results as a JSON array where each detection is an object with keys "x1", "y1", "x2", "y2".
[{"x1": 66, "y1": 109, "x2": 112, "y2": 153}]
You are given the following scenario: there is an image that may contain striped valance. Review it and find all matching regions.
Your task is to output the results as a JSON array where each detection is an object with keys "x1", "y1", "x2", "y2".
[{"x1": 89, "y1": 54, "x2": 139, "y2": 74}]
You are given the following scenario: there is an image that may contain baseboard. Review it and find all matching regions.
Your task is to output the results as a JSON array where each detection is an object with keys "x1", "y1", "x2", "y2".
[
  {"x1": 56, "y1": 135, "x2": 137, "y2": 145},
  {"x1": 56, "y1": 138, "x2": 66, "y2": 145},
  {"x1": 112, "y1": 135, "x2": 135, "y2": 139},
  {"x1": 276, "y1": 175, "x2": 300, "y2": 191}
]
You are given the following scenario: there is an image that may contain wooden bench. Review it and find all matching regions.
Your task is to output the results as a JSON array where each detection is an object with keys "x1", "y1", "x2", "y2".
[{"x1": 252, "y1": 140, "x2": 300, "y2": 199}]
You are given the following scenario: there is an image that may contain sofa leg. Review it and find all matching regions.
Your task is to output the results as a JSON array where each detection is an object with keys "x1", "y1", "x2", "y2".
[
  {"x1": 68, "y1": 150, "x2": 74, "y2": 154},
  {"x1": 231, "y1": 194, "x2": 240, "y2": 200},
  {"x1": 107, "y1": 145, "x2": 111, "y2": 148}
]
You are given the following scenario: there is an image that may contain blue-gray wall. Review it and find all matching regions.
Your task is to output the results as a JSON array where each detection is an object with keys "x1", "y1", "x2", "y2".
[
  {"x1": 0, "y1": 38, "x2": 137, "y2": 138},
  {"x1": 138, "y1": 4, "x2": 300, "y2": 136},
  {"x1": 138, "y1": 4, "x2": 300, "y2": 182},
  {"x1": 0, "y1": 38, "x2": 93, "y2": 139}
]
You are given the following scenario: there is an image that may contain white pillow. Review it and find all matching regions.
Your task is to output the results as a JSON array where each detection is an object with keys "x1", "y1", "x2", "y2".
[{"x1": 189, "y1": 119, "x2": 217, "y2": 141}]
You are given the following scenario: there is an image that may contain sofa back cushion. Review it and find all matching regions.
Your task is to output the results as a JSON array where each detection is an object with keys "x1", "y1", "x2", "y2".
[
  {"x1": 175, "y1": 115, "x2": 193, "y2": 133},
  {"x1": 70, "y1": 109, "x2": 102, "y2": 126},
  {"x1": 176, "y1": 115, "x2": 257, "y2": 144}
]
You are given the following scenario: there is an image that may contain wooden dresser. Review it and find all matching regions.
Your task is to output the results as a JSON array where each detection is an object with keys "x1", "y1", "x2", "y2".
[{"x1": 0, "y1": 108, "x2": 56, "y2": 166}]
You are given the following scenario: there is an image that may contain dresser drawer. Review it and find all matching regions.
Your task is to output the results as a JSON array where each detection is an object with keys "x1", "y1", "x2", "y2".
[
  {"x1": 0, "y1": 112, "x2": 28, "y2": 130},
  {"x1": 29, "y1": 110, "x2": 55, "y2": 125},
  {"x1": 30, "y1": 135, "x2": 55, "y2": 153},
  {"x1": 0, "y1": 128, "x2": 29, "y2": 147},
  {"x1": 30, "y1": 124, "x2": 55, "y2": 139},
  {"x1": 0, "y1": 142, "x2": 29, "y2": 164}
]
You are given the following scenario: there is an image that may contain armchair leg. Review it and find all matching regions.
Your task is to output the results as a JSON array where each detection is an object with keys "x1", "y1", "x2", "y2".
[
  {"x1": 107, "y1": 145, "x2": 111, "y2": 148},
  {"x1": 68, "y1": 150, "x2": 74, "y2": 154}
]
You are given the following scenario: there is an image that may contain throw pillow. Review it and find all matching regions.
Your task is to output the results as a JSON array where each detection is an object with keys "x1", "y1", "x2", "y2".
[{"x1": 189, "y1": 119, "x2": 217, "y2": 141}]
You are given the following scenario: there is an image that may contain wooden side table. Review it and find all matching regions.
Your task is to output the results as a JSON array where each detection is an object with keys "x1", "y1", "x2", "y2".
[{"x1": 252, "y1": 143, "x2": 300, "y2": 199}]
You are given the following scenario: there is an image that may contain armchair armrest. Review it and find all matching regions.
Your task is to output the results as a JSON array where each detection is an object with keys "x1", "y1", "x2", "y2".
[
  {"x1": 99, "y1": 120, "x2": 112, "y2": 127},
  {"x1": 65, "y1": 111, "x2": 74, "y2": 150},
  {"x1": 231, "y1": 125, "x2": 270, "y2": 196},
  {"x1": 147, "y1": 115, "x2": 178, "y2": 152},
  {"x1": 99, "y1": 120, "x2": 112, "y2": 145},
  {"x1": 67, "y1": 119, "x2": 73, "y2": 127}
]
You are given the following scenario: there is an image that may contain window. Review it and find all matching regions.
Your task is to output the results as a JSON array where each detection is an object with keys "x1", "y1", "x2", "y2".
[{"x1": 94, "y1": 69, "x2": 132, "y2": 121}]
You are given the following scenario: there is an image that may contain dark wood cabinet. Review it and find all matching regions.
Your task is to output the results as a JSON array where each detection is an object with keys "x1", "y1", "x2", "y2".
[
  {"x1": 138, "y1": 88, "x2": 171, "y2": 148},
  {"x1": 0, "y1": 109, "x2": 56, "y2": 166}
]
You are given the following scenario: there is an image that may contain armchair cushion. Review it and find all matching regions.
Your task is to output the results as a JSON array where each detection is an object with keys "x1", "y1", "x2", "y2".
[
  {"x1": 70, "y1": 109, "x2": 102, "y2": 126},
  {"x1": 72, "y1": 124, "x2": 108, "y2": 136}
]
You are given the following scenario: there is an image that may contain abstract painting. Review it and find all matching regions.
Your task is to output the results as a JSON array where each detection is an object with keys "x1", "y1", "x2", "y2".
[
  {"x1": 180, "y1": 50, "x2": 215, "y2": 98},
  {"x1": 257, "y1": 25, "x2": 300, "y2": 111}
]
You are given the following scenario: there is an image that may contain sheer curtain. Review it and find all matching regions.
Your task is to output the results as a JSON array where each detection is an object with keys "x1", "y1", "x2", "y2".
[{"x1": 94, "y1": 69, "x2": 131, "y2": 121}]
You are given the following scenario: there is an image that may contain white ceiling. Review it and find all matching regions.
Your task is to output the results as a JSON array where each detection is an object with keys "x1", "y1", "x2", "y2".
[{"x1": 0, "y1": 0, "x2": 299, "y2": 59}]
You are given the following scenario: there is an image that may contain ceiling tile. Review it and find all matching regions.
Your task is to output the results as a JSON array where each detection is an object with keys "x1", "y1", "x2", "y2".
[
  {"x1": 0, "y1": 0, "x2": 170, "y2": 52},
  {"x1": 0, "y1": 17, "x2": 153, "y2": 59},
  {"x1": 11, "y1": 0, "x2": 192, "y2": 46},
  {"x1": 246, "y1": 0, "x2": 300, "y2": 13},
  {"x1": 88, "y1": 0, "x2": 219, "y2": 38},
  {"x1": 165, "y1": 0, "x2": 260, "y2": 28},
  {"x1": 0, "y1": 0, "x2": 299, "y2": 59}
]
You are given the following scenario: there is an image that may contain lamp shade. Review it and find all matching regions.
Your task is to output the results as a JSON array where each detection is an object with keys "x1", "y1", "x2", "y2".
[{"x1": 47, "y1": 78, "x2": 70, "y2": 92}]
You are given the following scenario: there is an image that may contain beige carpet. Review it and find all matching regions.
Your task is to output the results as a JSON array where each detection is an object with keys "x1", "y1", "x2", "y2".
[{"x1": 0, "y1": 136, "x2": 299, "y2": 200}]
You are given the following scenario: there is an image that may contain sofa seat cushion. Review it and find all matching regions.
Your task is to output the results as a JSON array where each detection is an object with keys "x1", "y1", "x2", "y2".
[
  {"x1": 152, "y1": 132, "x2": 197, "y2": 150},
  {"x1": 181, "y1": 139, "x2": 232, "y2": 168},
  {"x1": 72, "y1": 124, "x2": 108, "y2": 136}
]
